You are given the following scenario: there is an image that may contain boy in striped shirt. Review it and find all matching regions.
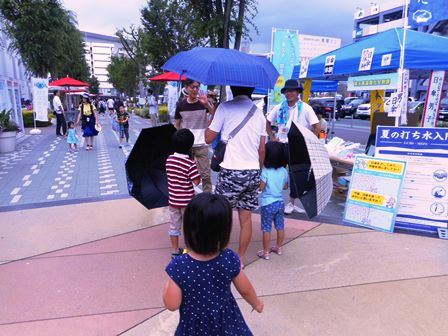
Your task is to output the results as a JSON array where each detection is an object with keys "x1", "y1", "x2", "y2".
[{"x1": 166, "y1": 129, "x2": 201, "y2": 257}]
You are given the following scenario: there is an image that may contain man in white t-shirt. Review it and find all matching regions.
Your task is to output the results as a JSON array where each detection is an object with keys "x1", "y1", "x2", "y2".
[
  {"x1": 266, "y1": 79, "x2": 321, "y2": 215},
  {"x1": 52, "y1": 91, "x2": 67, "y2": 136},
  {"x1": 107, "y1": 97, "x2": 115, "y2": 116},
  {"x1": 147, "y1": 88, "x2": 158, "y2": 127},
  {"x1": 205, "y1": 86, "x2": 266, "y2": 266}
]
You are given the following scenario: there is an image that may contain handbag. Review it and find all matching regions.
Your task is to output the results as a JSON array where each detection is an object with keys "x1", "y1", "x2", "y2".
[{"x1": 211, "y1": 104, "x2": 258, "y2": 172}]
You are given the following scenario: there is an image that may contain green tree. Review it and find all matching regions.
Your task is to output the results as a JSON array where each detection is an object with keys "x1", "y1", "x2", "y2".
[
  {"x1": 140, "y1": 0, "x2": 206, "y2": 72},
  {"x1": 107, "y1": 55, "x2": 139, "y2": 96},
  {"x1": 87, "y1": 75, "x2": 100, "y2": 95},
  {"x1": 0, "y1": 0, "x2": 89, "y2": 80}
]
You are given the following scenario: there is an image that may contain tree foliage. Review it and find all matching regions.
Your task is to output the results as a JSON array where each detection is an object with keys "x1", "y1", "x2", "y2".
[
  {"x1": 0, "y1": 0, "x2": 89, "y2": 80},
  {"x1": 107, "y1": 55, "x2": 139, "y2": 96},
  {"x1": 87, "y1": 75, "x2": 100, "y2": 95}
]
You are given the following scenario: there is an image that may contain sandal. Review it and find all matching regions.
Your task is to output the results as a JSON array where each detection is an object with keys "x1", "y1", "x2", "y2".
[
  {"x1": 270, "y1": 246, "x2": 283, "y2": 255},
  {"x1": 257, "y1": 250, "x2": 270, "y2": 260}
]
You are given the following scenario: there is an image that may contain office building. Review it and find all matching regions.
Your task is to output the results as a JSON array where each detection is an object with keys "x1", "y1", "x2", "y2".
[{"x1": 298, "y1": 34, "x2": 341, "y2": 64}]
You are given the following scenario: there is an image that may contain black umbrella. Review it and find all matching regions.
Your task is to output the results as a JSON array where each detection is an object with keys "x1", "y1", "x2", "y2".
[
  {"x1": 125, "y1": 124, "x2": 176, "y2": 209},
  {"x1": 287, "y1": 123, "x2": 333, "y2": 218}
]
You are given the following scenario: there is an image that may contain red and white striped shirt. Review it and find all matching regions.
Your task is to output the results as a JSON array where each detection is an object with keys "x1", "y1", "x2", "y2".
[{"x1": 166, "y1": 153, "x2": 201, "y2": 208}]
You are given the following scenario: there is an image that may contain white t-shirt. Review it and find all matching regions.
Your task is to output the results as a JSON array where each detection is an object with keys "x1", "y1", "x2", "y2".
[
  {"x1": 148, "y1": 95, "x2": 158, "y2": 115},
  {"x1": 53, "y1": 96, "x2": 63, "y2": 114},
  {"x1": 266, "y1": 101, "x2": 319, "y2": 143},
  {"x1": 107, "y1": 98, "x2": 114, "y2": 109},
  {"x1": 209, "y1": 95, "x2": 267, "y2": 170}
]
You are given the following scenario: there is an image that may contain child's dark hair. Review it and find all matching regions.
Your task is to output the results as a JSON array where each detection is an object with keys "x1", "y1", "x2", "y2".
[
  {"x1": 67, "y1": 121, "x2": 75, "y2": 128},
  {"x1": 183, "y1": 193, "x2": 232, "y2": 255},
  {"x1": 264, "y1": 141, "x2": 287, "y2": 169},
  {"x1": 172, "y1": 129, "x2": 194, "y2": 155}
]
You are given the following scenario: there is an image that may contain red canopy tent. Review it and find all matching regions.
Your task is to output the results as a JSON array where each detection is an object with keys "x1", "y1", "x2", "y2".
[
  {"x1": 148, "y1": 72, "x2": 186, "y2": 82},
  {"x1": 49, "y1": 76, "x2": 90, "y2": 87}
]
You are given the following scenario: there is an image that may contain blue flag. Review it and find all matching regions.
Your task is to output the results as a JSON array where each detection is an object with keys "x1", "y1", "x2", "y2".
[{"x1": 409, "y1": 0, "x2": 448, "y2": 27}]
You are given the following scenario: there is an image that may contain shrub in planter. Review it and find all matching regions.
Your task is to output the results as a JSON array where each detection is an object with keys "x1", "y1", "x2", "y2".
[
  {"x1": 0, "y1": 110, "x2": 20, "y2": 153},
  {"x1": 135, "y1": 107, "x2": 149, "y2": 118}
]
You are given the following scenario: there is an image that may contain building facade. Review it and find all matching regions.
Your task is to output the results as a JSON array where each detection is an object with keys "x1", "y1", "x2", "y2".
[
  {"x1": 353, "y1": 0, "x2": 448, "y2": 99},
  {"x1": 0, "y1": 24, "x2": 29, "y2": 134},
  {"x1": 298, "y1": 34, "x2": 341, "y2": 64},
  {"x1": 82, "y1": 31, "x2": 125, "y2": 96}
]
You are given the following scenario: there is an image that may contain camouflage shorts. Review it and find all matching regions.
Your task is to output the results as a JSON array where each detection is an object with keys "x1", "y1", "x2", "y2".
[{"x1": 215, "y1": 168, "x2": 261, "y2": 211}]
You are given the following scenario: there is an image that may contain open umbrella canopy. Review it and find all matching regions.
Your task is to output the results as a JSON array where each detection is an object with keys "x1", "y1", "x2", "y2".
[
  {"x1": 49, "y1": 76, "x2": 90, "y2": 87},
  {"x1": 149, "y1": 72, "x2": 187, "y2": 82},
  {"x1": 125, "y1": 124, "x2": 176, "y2": 210},
  {"x1": 287, "y1": 123, "x2": 333, "y2": 219},
  {"x1": 162, "y1": 47, "x2": 279, "y2": 89}
]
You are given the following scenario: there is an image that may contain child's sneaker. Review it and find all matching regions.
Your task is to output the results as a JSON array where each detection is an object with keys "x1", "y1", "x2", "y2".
[
  {"x1": 171, "y1": 247, "x2": 187, "y2": 259},
  {"x1": 270, "y1": 246, "x2": 283, "y2": 255},
  {"x1": 256, "y1": 250, "x2": 270, "y2": 260}
]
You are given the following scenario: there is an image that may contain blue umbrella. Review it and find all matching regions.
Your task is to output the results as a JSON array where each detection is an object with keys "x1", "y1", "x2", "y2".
[{"x1": 162, "y1": 47, "x2": 279, "y2": 89}]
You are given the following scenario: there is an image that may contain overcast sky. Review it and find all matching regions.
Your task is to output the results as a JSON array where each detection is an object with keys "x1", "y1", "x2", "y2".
[{"x1": 63, "y1": 0, "x2": 374, "y2": 51}]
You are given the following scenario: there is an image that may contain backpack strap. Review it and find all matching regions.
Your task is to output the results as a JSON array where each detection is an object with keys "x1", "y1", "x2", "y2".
[{"x1": 228, "y1": 104, "x2": 257, "y2": 141}]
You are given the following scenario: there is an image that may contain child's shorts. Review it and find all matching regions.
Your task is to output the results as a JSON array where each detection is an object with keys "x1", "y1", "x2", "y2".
[
  {"x1": 260, "y1": 201, "x2": 285, "y2": 232},
  {"x1": 169, "y1": 206, "x2": 185, "y2": 236}
]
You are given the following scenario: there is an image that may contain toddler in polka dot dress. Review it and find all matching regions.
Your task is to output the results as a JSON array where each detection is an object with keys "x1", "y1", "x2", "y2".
[
  {"x1": 257, "y1": 141, "x2": 289, "y2": 260},
  {"x1": 163, "y1": 193, "x2": 263, "y2": 335}
]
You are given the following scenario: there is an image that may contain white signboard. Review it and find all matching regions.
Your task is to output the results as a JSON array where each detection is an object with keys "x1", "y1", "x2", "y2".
[
  {"x1": 324, "y1": 55, "x2": 336, "y2": 75},
  {"x1": 299, "y1": 59, "x2": 309, "y2": 79},
  {"x1": 31, "y1": 77, "x2": 49, "y2": 122},
  {"x1": 422, "y1": 71, "x2": 446, "y2": 127},
  {"x1": 385, "y1": 92, "x2": 403, "y2": 117},
  {"x1": 381, "y1": 54, "x2": 392, "y2": 67},
  {"x1": 359, "y1": 48, "x2": 375, "y2": 71},
  {"x1": 376, "y1": 126, "x2": 448, "y2": 235}
]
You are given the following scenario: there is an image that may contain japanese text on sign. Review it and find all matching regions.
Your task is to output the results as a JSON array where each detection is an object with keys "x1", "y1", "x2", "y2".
[
  {"x1": 422, "y1": 71, "x2": 446, "y2": 127},
  {"x1": 359, "y1": 48, "x2": 375, "y2": 71},
  {"x1": 351, "y1": 190, "x2": 385, "y2": 206}
]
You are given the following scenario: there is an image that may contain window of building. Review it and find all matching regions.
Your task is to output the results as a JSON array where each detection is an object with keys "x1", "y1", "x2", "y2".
[
  {"x1": 358, "y1": 17, "x2": 380, "y2": 29},
  {"x1": 383, "y1": 10, "x2": 403, "y2": 23}
]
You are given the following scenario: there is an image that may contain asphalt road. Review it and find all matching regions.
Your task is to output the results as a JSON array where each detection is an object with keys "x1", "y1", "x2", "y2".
[{"x1": 328, "y1": 117, "x2": 371, "y2": 145}]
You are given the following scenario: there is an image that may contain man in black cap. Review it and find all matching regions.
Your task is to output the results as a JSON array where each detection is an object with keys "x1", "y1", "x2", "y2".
[{"x1": 266, "y1": 79, "x2": 321, "y2": 215}]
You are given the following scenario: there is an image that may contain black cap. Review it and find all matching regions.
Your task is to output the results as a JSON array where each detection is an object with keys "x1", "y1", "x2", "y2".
[{"x1": 281, "y1": 79, "x2": 303, "y2": 94}]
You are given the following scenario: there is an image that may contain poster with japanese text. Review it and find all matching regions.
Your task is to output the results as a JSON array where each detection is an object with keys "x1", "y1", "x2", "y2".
[
  {"x1": 375, "y1": 126, "x2": 448, "y2": 234},
  {"x1": 31, "y1": 77, "x2": 49, "y2": 122},
  {"x1": 359, "y1": 47, "x2": 374, "y2": 71},
  {"x1": 343, "y1": 155, "x2": 407, "y2": 233},
  {"x1": 422, "y1": 71, "x2": 445, "y2": 127}
]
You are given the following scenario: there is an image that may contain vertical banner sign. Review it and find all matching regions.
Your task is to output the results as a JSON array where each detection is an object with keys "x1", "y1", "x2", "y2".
[
  {"x1": 270, "y1": 28, "x2": 300, "y2": 106},
  {"x1": 359, "y1": 48, "x2": 375, "y2": 71},
  {"x1": 371, "y1": 90, "x2": 385, "y2": 114},
  {"x1": 409, "y1": 0, "x2": 448, "y2": 27},
  {"x1": 376, "y1": 126, "x2": 448, "y2": 234},
  {"x1": 324, "y1": 55, "x2": 336, "y2": 75},
  {"x1": 0, "y1": 80, "x2": 12, "y2": 111},
  {"x1": 166, "y1": 81, "x2": 178, "y2": 118},
  {"x1": 343, "y1": 155, "x2": 407, "y2": 233},
  {"x1": 398, "y1": 69, "x2": 410, "y2": 125},
  {"x1": 299, "y1": 59, "x2": 309, "y2": 79},
  {"x1": 385, "y1": 92, "x2": 403, "y2": 117},
  {"x1": 422, "y1": 70, "x2": 446, "y2": 127},
  {"x1": 31, "y1": 77, "x2": 49, "y2": 122}
]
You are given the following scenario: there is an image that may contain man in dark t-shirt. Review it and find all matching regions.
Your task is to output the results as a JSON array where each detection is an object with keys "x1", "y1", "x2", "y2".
[{"x1": 175, "y1": 79, "x2": 215, "y2": 193}]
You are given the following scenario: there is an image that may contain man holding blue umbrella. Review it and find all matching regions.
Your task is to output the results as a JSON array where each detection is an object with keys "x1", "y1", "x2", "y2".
[{"x1": 205, "y1": 86, "x2": 266, "y2": 267}]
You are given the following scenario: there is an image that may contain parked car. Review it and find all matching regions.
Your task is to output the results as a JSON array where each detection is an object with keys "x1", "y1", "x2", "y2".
[
  {"x1": 438, "y1": 97, "x2": 448, "y2": 121},
  {"x1": 355, "y1": 103, "x2": 371, "y2": 120},
  {"x1": 409, "y1": 101, "x2": 424, "y2": 114},
  {"x1": 308, "y1": 97, "x2": 344, "y2": 119},
  {"x1": 340, "y1": 98, "x2": 367, "y2": 118}
]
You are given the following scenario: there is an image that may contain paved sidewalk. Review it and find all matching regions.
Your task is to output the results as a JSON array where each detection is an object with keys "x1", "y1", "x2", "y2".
[
  {"x1": 1, "y1": 199, "x2": 447, "y2": 335},
  {"x1": 0, "y1": 113, "x2": 152, "y2": 208}
]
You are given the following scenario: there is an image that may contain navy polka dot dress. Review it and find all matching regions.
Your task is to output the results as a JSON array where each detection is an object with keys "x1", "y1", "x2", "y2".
[{"x1": 166, "y1": 248, "x2": 253, "y2": 335}]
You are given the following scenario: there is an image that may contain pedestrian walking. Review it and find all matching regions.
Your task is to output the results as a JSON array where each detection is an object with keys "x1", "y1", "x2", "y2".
[
  {"x1": 98, "y1": 99, "x2": 106, "y2": 116},
  {"x1": 52, "y1": 90, "x2": 67, "y2": 136},
  {"x1": 266, "y1": 79, "x2": 321, "y2": 215},
  {"x1": 257, "y1": 141, "x2": 289, "y2": 260},
  {"x1": 107, "y1": 97, "x2": 115, "y2": 116},
  {"x1": 163, "y1": 193, "x2": 264, "y2": 335},
  {"x1": 76, "y1": 93, "x2": 99, "y2": 151},
  {"x1": 166, "y1": 129, "x2": 201, "y2": 258},
  {"x1": 148, "y1": 88, "x2": 159, "y2": 127},
  {"x1": 66, "y1": 121, "x2": 79, "y2": 152},
  {"x1": 116, "y1": 105, "x2": 130, "y2": 148},
  {"x1": 205, "y1": 86, "x2": 266, "y2": 267},
  {"x1": 175, "y1": 79, "x2": 215, "y2": 193}
]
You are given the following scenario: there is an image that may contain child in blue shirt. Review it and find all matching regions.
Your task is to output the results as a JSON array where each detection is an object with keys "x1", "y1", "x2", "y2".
[{"x1": 258, "y1": 141, "x2": 289, "y2": 260}]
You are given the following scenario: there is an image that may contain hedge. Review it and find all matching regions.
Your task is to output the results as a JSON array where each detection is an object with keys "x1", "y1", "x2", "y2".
[{"x1": 22, "y1": 110, "x2": 53, "y2": 127}]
